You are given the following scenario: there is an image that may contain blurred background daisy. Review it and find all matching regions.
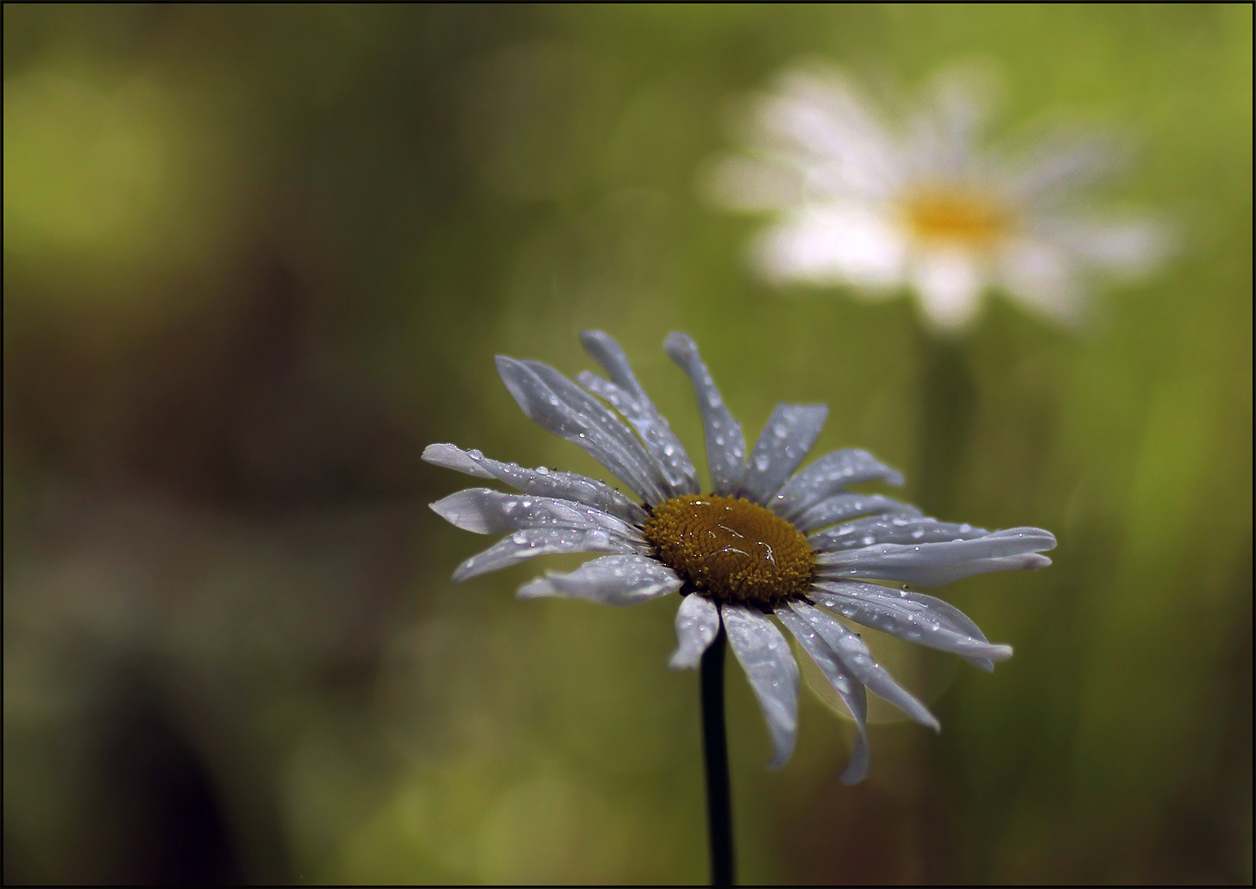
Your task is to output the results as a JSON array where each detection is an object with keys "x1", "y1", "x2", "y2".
[
  {"x1": 4, "y1": 5, "x2": 1251, "y2": 885},
  {"x1": 706, "y1": 60, "x2": 1176, "y2": 334}
]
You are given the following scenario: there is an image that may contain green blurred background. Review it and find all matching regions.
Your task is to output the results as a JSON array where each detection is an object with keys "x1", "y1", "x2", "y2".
[{"x1": 4, "y1": 5, "x2": 1251, "y2": 884}]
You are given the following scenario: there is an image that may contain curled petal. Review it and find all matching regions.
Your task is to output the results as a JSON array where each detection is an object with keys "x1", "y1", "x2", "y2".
[
  {"x1": 665, "y1": 332, "x2": 746, "y2": 496},
  {"x1": 453, "y1": 528, "x2": 638, "y2": 583},
  {"x1": 739, "y1": 404, "x2": 829, "y2": 505},
  {"x1": 669, "y1": 593, "x2": 721, "y2": 669},
  {"x1": 791, "y1": 601, "x2": 939, "y2": 731},
  {"x1": 812, "y1": 581, "x2": 1012, "y2": 669},
  {"x1": 723, "y1": 605, "x2": 799, "y2": 768},
  {"x1": 776, "y1": 606, "x2": 870, "y2": 784},
  {"x1": 519, "y1": 555, "x2": 682, "y2": 606},
  {"x1": 496, "y1": 356, "x2": 668, "y2": 504},
  {"x1": 423, "y1": 444, "x2": 647, "y2": 525},
  {"x1": 577, "y1": 370, "x2": 701, "y2": 497}
]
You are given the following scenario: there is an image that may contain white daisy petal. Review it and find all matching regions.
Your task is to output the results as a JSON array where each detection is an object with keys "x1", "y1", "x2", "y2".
[
  {"x1": 739, "y1": 403, "x2": 828, "y2": 505},
  {"x1": 795, "y1": 493, "x2": 922, "y2": 533},
  {"x1": 453, "y1": 528, "x2": 638, "y2": 583},
  {"x1": 521, "y1": 358, "x2": 673, "y2": 503},
  {"x1": 580, "y1": 331, "x2": 702, "y2": 496},
  {"x1": 816, "y1": 527, "x2": 1057, "y2": 587},
  {"x1": 519, "y1": 555, "x2": 682, "y2": 606},
  {"x1": 1005, "y1": 131, "x2": 1128, "y2": 207},
  {"x1": 664, "y1": 332, "x2": 746, "y2": 496},
  {"x1": 775, "y1": 606, "x2": 870, "y2": 784},
  {"x1": 759, "y1": 67, "x2": 903, "y2": 199},
  {"x1": 751, "y1": 205, "x2": 908, "y2": 289},
  {"x1": 669, "y1": 593, "x2": 721, "y2": 669},
  {"x1": 430, "y1": 488, "x2": 643, "y2": 541},
  {"x1": 997, "y1": 236, "x2": 1087, "y2": 327},
  {"x1": 791, "y1": 601, "x2": 939, "y2": 731},
  {"x1": 770, "y1": 448, "x2": 904, "y2": 521},
  {"x1": 1046, "y1": 216, "x2": 1175, "y2": 278},
  {"x1": 577, "y1": 371, "x2": 701, "y2": 498},
  {"x1": 496, "y1": 356, "x2": 668, "y2": 504},
  {"x1": 809, "y1": 515, "x2": 989, "y2": 552},
  {"x1": 723, "y1": 604, "x2": 799, "y2": 769},
  {"x1": 422, "y1": 443, "x2": 648, "y2": 525},
  {"x1": 811, "y1": 581, "x2": 1013, "y2": 666},
  {"x1": 909, "y1": 62, "x2": 1002, "y2": 180},
  {"x1": 911, "y1": 248, "x2": 986, "y2": 333},
  {"x1": 896, "y1": 590, "x2": 1004, "y2": 672}
]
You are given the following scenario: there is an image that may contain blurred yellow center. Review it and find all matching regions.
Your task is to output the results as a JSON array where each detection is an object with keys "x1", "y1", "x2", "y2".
[
  {"x1": 903, "y1": 188, "x2": 1009, "y2": 245},
  {"x1": 643, "y1": 494, "x2": 815, "y2": 606}
]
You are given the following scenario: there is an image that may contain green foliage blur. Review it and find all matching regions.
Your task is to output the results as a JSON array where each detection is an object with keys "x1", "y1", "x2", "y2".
[{"x1": 4, "y1": 5, "x2": 1251, "y2": 884}]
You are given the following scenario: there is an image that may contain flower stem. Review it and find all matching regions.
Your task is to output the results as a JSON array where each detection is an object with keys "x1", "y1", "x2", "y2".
[
  {"x1": 916, "y1": 327, "x2": 976, "y2": 881},
  {"x1": 700, "y1": 625, "x2": 735, "y2": 887},
  {"x1": 918, "y1": 331, "x2": 975, "y2": 517}
]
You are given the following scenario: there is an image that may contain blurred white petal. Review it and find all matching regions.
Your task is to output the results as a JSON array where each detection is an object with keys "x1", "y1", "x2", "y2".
[
  {"x1": 997, "y1": 237, "x2": 1088, "y2": 327},
  {"x1": 752, "y1": 205, "x2": 908, "y2": 290},
  {"x1": 1046, "y1": 216, "x2": 1177, "y2": 277},
  {"x1": 910, "y1": 248, "x2": 986, "y2": 332}
]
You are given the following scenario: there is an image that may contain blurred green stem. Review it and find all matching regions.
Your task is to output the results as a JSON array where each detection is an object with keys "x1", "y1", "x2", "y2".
[
  {"x1": 916, "y1": 325, "x2": 977, "y2": 881},
  {"x1": 700, "y1": 625, "x2": 735, "y2": 887},
  {"x1": 918, "y1": 329, "x2": 976, "y2": 517}
]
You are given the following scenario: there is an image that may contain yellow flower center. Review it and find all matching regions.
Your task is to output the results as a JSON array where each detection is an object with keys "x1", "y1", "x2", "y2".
[
  {"x1": 902, "y1": 187, "x2": 1010, "y2": 246},
  {"x1": 643, "y1": 494, "x2": 815, "y2": 606}
]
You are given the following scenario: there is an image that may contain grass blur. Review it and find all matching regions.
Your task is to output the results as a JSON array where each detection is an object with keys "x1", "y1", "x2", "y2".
[{"x1": 4, "y1": 5, "x2": 1251, "y2": 884}]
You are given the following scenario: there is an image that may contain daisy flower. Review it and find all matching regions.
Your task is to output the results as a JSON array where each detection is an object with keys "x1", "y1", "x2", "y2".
[
  {"x1": 425, "y1": 331, "x2": 1055, "y2": 783},
  {"x1": 709, "y1": 62, "x2": 1172, "y2": 333}
]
